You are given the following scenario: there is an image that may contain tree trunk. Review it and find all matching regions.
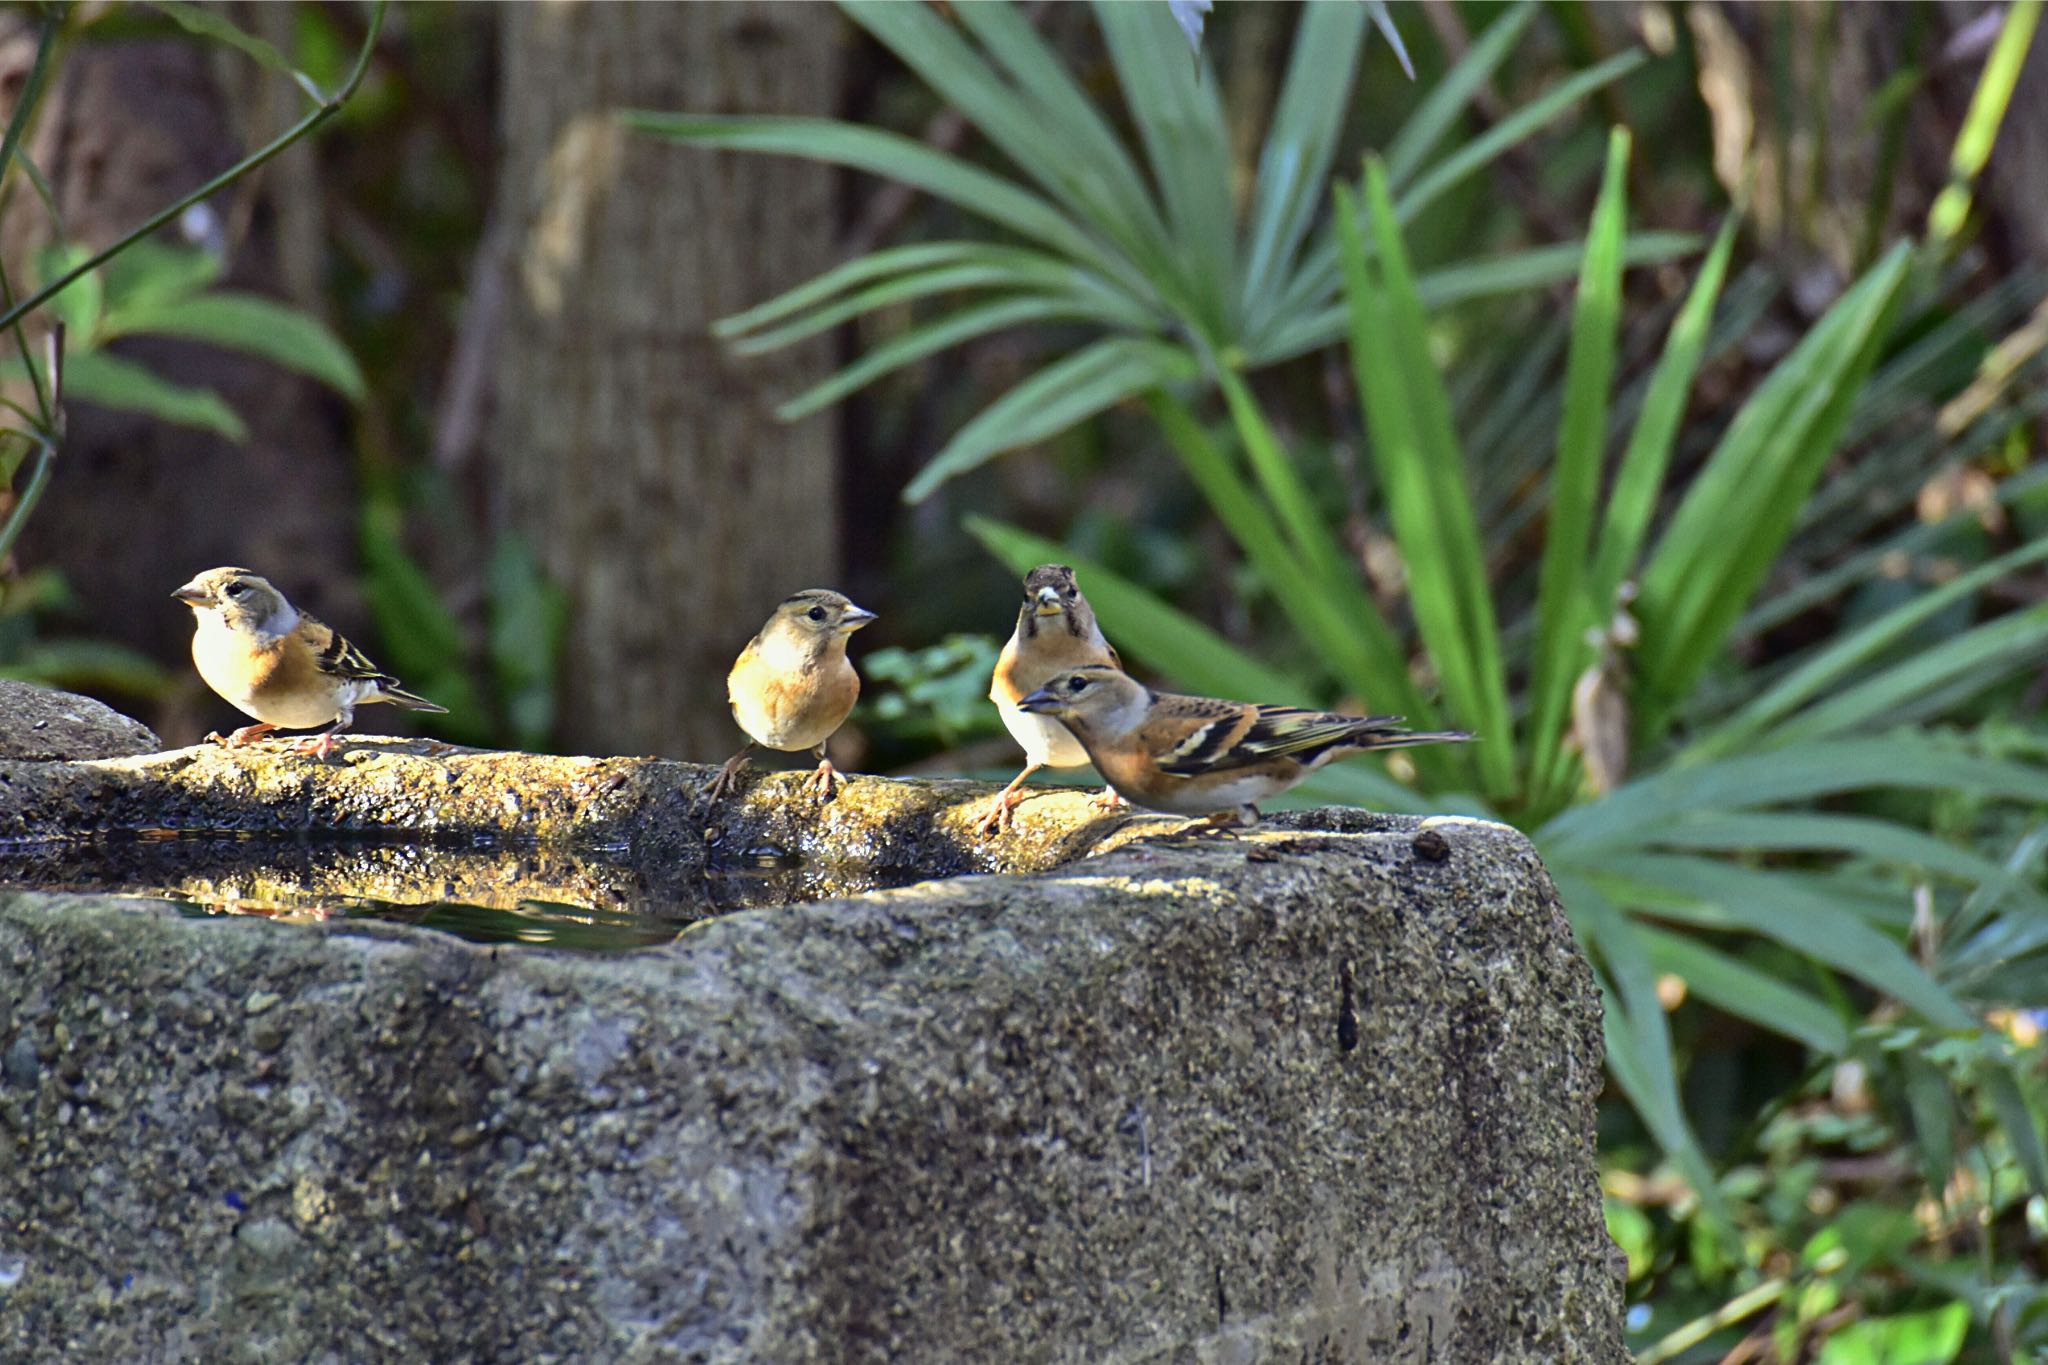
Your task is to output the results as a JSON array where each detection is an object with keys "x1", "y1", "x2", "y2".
[
  {"x1": 491, "y1": 2, "x2": 844, "y2": 760},
  {"x1": 0, "y1": 33, "x2": 359, "y2": 744}
]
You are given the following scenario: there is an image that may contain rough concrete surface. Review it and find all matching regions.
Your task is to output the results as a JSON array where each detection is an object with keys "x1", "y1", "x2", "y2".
[
  {"x1": 0, "y1": 738, "x2": 1143, "y2": 879},
  {"x1": 0, "y1": 740, "x2": 1626, "y2": 1362},
  {"x1": 0, "y1": 679, "x2": 159, "y2": 761}
]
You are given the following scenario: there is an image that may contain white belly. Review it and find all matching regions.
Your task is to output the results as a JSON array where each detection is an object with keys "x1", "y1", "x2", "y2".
[
  {"x1": 191, "y1": 622, "x2": 346, "y2": 726},
  {"x1": 732, "y1": 691, "x2": 839, "y2": 752},
  {"x1": 997, "y1": 701, "x2": 1091, "y2": 769},
  {"x1": 243, "y1": 688, "x2": 351, "y2": 728},
  {"x1": 1110, "y1": 767, "x2": 1293, "y2": 817}
]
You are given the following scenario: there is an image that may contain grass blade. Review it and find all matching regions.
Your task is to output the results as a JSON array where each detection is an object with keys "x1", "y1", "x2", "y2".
[
  {"x1": 622, "y1": 113, "x2": 1112, "y2": 276},
  {"x1": 1634, "y1": 243, "x2": 1912, "y2": 732},
  {"x1": 1275, "y1": 46, "x2": 1648, "y2": 337},
  {"x1": 728, "y1": 262, "x2": 1128, "y2": 355},
  {"x1": 1345, "y1": 167, "x2": 1515, "y2": 795},
  {"x1": 843, "y1": 0, "x2": 1178, "y2": 290},
  {"x1": 777, "y1": 297, "x2": 1090, "y2": 421},
  {"x1": 1395, "y1": 49, "x2": 1647, "y2": 227},
  {"x1": 102, "y1": 291, "x2": 364, "y2": 399},
  {"x1": 1254, "y1": 231, "x2": 1699, "y2": 364},
  {"x1": 965, "y1": 515, "x2": 1310, "y2": 703},
  {"x1": 947, "y1": 0, "x2": 1175, "y2": 262},
  {"x1": 904, "y1": 338, "x2": 1196, "y2": 503},
  {"x1": 1982, "y1": 1065, "x2": 2048, "y2": 1199},
  {"x1": 1363, "y1": 0, "x2": 1415, "y2": 80},
  {"x1": 1542, "y1": 733, "x2": 2048, "y2": 852},
  {"x1": 716, "y1": 242, "x2": 1037, "y2": 338},
  {"x1": 1147, "y1": 391, "x2": 1433, "y2": 725},
  {"x1": 1928, "y1": 0, "x2": 2043, "y2": 245},
  {"x1": 1558, "y1": 872, "x2": 1727, "y2": 1226},
  {"x1": 1241, "y1": 2, "x2": 1368, "y2": 332},
  {"x1": 1094, "y1": 0, "x2": 1239, "y2": 344},
  {"x1": 1645, "y1": 812, "x2": 2047, "y2": 902},
  {"x1": 1214, "y1": 370, "x2": 1419, "y2": 701},
  {"x1": 1383, "y1": 1, "x2": 1539, "y2": 189},
  {"x1": 1587, "y1": 212, "x2": 1741, "y2": 620},
  {"x1": 1693, "y1": 536, "x2": 2048, "y2": 759},
  {"x1": 1760, "y1": 603, "x2": 2048, "y2": 747},
  {"x1": 1526, "y1": 129, "x2": 1630, "y2": 808},
  {"x1": 1599, "y1": 854, "x2": 1976, "y2": 1030},
  {"x1": 1637, "y1": 924, "x2": 1849, "y2": 1054}
]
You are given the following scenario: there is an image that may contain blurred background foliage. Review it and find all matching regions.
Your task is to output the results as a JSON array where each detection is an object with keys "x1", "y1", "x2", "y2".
[{"x1": 1, "y1": 1, "x2": 2046, "y2": 1359}]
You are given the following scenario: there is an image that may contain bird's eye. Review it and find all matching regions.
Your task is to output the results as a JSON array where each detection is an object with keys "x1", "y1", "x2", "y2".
[
  {"x1": 807, "y1": 607, "x2": 827, "y2": 623},
  {"x1": 225, "y1": 583, "x2": 247, "y2": 598},
  {"x1": 1067, "y1": 676, "x2": 1088, "y2": 692}
]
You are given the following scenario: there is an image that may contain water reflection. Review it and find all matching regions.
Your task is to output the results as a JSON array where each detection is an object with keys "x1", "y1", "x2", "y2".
[{"x1": 0, "y1": 834, "x2": 924, "y2": 952}]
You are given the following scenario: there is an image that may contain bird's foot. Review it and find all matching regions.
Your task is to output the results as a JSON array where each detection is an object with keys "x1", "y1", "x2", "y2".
[
  {"x1": 213, "y1": 723, "x2": 279, "y2": 749},
  {"x1": 974, "y1": 789, "x2": 1025, "y2": 836},
  {"x1": 704, "y1": 753, "x2": 751, "y2": 804},
  {"x1": 1088, "y1": 786, "x2": 1126, "y2": 814},
  {"x1": 1196, "y1": 807, "x2": 1258, "y2": 837},
  {"x1": 291, "y1": 732, "x2": 340, "y2": 762},
  {"x1": 1151, "y1": 809, "x2": 1255, "y2": 846},
  {"x1": 803, "y1": 759, "x2": 845, "y2": 802}
]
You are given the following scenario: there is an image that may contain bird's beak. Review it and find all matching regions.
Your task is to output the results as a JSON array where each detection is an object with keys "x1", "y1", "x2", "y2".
[
  {"x1": 1032, "y1": 586, "x2": 1064, "y2": 617},
  {"x1": 839, "y1": 605, "x2": 877, "y2": 633},
  {"x1": 172, "y1": 584, "x2": 210, "y2": 606},
  {"x1": 1016, "y1": 686, "x2": 1062, "y2": 715}
]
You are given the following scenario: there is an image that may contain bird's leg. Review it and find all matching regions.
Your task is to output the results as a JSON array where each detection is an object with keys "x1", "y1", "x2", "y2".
[
  {"x1": 705, "y1": 744, "x2": 755, "y2": 803},
  {"x1": 1197, "y1": 805, "x2": 1259, "y2": 836},
  {"x1": 1156, "y1": 807, "x2": 1257, "y2": 845},
  {"x1": 975, "y1": 765, "x2": 1041, "y2": 835},
  {"x1": 211, "y1": 723, "x2": 279, "y2": 748},
  {"x1": 803, "y1": 746, "x2": 845, "y2": 801},
  {"x1": 1088, "y1": 784, "x2": 1126, "y2": 814},
  {"x1": 292, "y1": 720, "x2": 348, "y2": 761}
]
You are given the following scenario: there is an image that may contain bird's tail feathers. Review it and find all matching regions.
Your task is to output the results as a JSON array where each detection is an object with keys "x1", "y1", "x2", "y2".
[
  {"x1": 1355, "y1": 727, "x2": 1473, "y2": 750},
  {"x1": 377, "y1": 683, "x2": 449, "y2": 714}
]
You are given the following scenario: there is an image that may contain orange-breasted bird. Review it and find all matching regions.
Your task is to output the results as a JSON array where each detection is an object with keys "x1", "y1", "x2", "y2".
[
  {"x1": 707, "y1": 588, "x2": 876, "y2": 802},
  {"x1": 978, "y1": 564, "x2": 1124, "y2": 833},
  {"x1": 174, "y1": 567, "x2": 446, "y2": 760},
  {"x1": 1016, "y1": 664, "x2": 1470, "y2": 826}
]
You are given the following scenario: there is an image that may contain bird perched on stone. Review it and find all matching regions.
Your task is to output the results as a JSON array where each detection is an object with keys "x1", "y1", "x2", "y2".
[
  {"x1": 1016, "y1": 664, "x2": 1470, "y2": 827},
  {"x1": 173, "y1": 567, "x2": 447, "y2": 760},
  {"x1": 707, "y1": 588, "x2": 877, "y2": 803},
  {"x1": 979, "y1": 564, "x2": 1125, "y2": 834}
]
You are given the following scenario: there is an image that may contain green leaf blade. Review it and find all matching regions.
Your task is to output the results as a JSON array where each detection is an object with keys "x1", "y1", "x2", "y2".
[
  {"x1": 104, "y1": 292, "x2": 365, "y2": 399},
  {"x1": 1635, "y1": 242, "x2": 1913, "y2": 731},
  {"x1": 1345, "y1": 167, "x2": 1515, "y2": 795},
  {"x1": 965, "y1": 515, "x2": 1309, "y2": 703},
  {"x1": 1526, "y1": 128, "x2": 1630, "y2": 808},
  {"x1": 622, "y1": 113, "x2": 1111, "y2": 274},
  {"x1": 1240, "y1": 2, "x2": 1368, "y2": 332},
  {"x1": 903, "y1": 338, "x2": 1196, "y2": 503},
  {"x1": 63, "y1": 351, "x2": 247, "y2": 441}
]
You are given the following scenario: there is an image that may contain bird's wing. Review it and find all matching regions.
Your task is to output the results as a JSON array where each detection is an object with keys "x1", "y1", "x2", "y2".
[
  {"x1": 989, "y1": 632, "x2": 1027, "y2": 706},
  {"x1": 1155, "y1": 701, "x2": 1407, "y2": 775},
  {"x1": 1142, "y1": 695, "x2": 1259, "y2": 775},
  {"x1": 299, "y1": 615, "x2": 397, "y2": 684}
]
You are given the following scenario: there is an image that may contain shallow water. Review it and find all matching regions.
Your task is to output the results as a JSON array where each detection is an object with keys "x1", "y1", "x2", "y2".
[{"x1": 0, "y1": 833, "x2": 926, "y2": 952}]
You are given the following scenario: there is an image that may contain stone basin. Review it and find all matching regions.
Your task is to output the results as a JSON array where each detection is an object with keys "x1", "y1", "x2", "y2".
[{"x1": 0, "y1": 740, "x2": 1627, "y2": 1362}]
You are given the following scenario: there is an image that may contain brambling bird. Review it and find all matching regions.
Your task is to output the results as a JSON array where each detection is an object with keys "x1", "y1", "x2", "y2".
[
  {"x1": 1016, "y1": 664, "x2": 1471, "y2": 827},
  {"x1": 978, "y1": 564, "x2": 1124, "y2": 833},
  {"x1": 173, "y1": 567, "x2": 447, "y2": 760},
  {"x1": 707, "y1": 589, "x2": 877, "y2": 803}
]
